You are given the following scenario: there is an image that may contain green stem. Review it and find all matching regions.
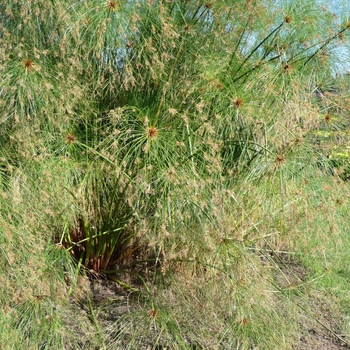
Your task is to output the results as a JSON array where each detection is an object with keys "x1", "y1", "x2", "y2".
[
  {"x1": 154, "y1": 38, "x2": 184, "y2": 124},
  {"x1": 234, "y1": 21, "x2": 284, "y2": 76}
]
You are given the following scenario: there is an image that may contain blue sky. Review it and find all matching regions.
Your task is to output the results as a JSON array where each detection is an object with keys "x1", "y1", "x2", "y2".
[{"x1": 327, "y1": 0, "x2": 350, "y2": 74}]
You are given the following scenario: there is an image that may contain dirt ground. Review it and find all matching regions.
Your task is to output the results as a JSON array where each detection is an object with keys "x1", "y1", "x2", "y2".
[
  {"x1": 273, "y1": 254, "x2": 350, "y2": 350},
  {"x1": 293, "y1": 305, "x2": 349, "y2": 350},
  {"x1": 83, "y1": 259, "x2": 350, "y2": 350},
  {"x1": 293, "y1": 297, "x2": 349, "y2": 350}
]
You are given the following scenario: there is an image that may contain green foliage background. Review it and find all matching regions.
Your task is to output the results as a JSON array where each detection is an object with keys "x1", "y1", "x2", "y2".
[{"x1": 0, "y1": 0, "x2": 350, "y2": 348}]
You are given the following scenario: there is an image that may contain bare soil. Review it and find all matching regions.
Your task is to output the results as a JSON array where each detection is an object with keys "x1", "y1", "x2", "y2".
[
  {"x1": 81, "y1": 259, "x2": 350, "y2": 350},
  {"x1": 272, "y1": 254, "x2": 350, "y2": 350}
]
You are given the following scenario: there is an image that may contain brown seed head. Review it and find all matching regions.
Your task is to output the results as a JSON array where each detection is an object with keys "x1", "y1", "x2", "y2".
[
  {"x1": 294, "y1": 137, "x2": 302, "y2": 146},
  {"x1": 23, "y1": 58, "x2": 34, "y2": 71},
  {"x1": 107, "y1": 0, "x2": 118, "y2": 11},
  {"x1": 284, "y1": 15, "x2": 292, "y2": 24},
  {"x1": 146, "y1": 126, "x2": 158, "y2": 139},
  {"x1": 65, "y1": 133, "x2": 77, "y2": 144},
  {"x1": 148, "y1": 309, "x2": 158, "y2": 319},
  {"x1": 275, "y1": 154, "x2": 285, "y2": 165},
  {"x1": 325, "y1": 114, "x2": 331, "y2": 123},
  {"x1": 234, "y1": 98, "x2": 244, "y2": 108},
  {"x1": 239, "y1": 317, "x2": 250, "y2": 326},
  {"x1": 35, "y1": 295, "x2": 44, "y2": 302},
  {"x1": 283, "y1": 64, "x2": 293, "y2": 72}
]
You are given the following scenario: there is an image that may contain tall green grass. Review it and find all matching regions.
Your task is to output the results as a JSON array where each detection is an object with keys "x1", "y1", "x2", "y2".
[{"x1": 1, "y1": 0, "x2": 350, "y2": 348}]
